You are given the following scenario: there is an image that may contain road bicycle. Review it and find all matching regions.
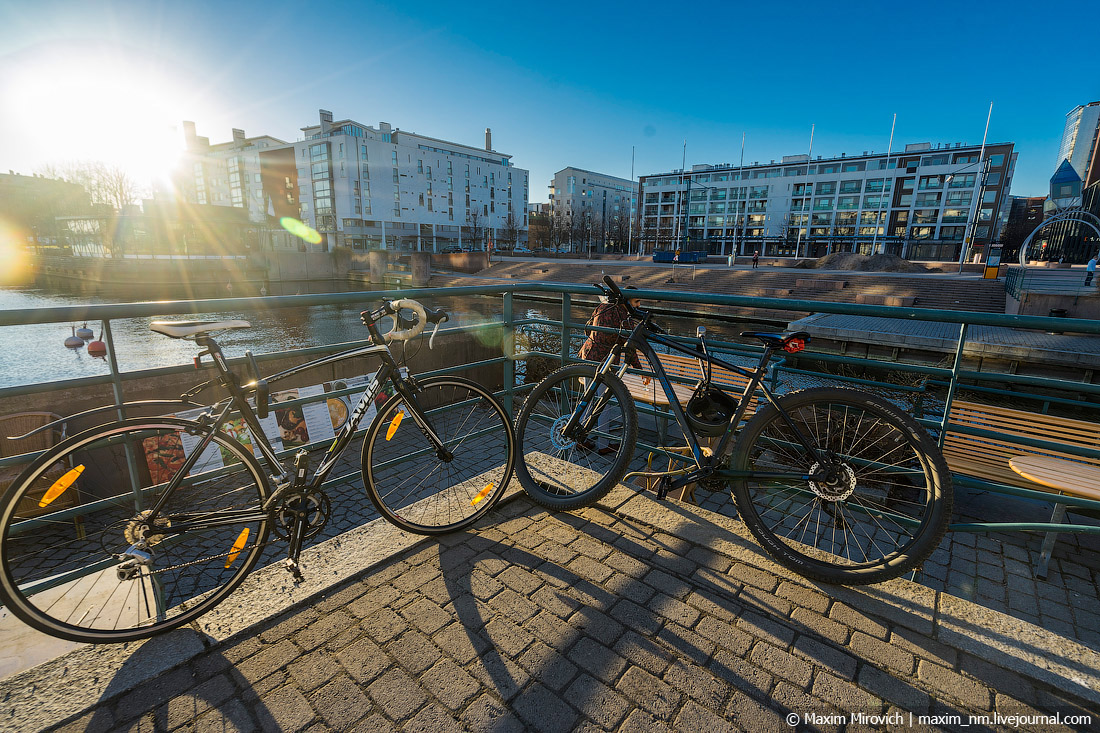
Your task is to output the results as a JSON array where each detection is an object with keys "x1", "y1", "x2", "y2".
[
  {"x1": 514, "y1": 276, "x2": 952, "y2": 585},
  {"x1": 0, "y1": 299, "x2": 514, "y2": 642}
]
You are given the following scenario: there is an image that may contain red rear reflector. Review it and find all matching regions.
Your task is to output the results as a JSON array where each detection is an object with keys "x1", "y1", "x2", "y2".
[{"x1": 783, "y1": 339, "x2": 805, "y2": 353}]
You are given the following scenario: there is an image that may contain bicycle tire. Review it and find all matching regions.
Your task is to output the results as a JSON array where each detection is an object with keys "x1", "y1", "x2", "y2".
[
  {"x1": 729, "y1": 388, "x2": 952, "y2": 585},
  {"x1": 0, "y1": 418, "x2": 271, "y2": 643},
  {"x1": 363, "y1": 376, "x2": 514, "y2": 534},
  {"x1": 513, "y1": 364, "x2": 638, "y2": 510}
]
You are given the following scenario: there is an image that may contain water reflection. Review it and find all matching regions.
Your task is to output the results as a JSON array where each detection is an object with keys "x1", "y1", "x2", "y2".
[{"x1": 0, "y1": 287, "x2": 783, "y2": 389}]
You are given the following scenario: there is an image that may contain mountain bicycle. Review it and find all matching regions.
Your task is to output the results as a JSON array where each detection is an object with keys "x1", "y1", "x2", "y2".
[
  {"x1": 0, "y1": 299, "x2": 514, "y2": 643},
  {"x1": 514, "y1": 276, "x2": 952, "y2": 585}
]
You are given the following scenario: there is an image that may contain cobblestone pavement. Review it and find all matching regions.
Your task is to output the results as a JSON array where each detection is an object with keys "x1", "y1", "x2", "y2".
[{"x1": 10, "y1": 484, "x2": 1100, "y2": 732}]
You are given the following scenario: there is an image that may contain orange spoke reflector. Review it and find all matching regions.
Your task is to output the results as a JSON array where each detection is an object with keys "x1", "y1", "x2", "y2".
[
  {"x1": 225, "y1": 528, "x2": 250, "y2": 568},
  {"x1": 386, "y1": 410, "x2": 405, "y2": 441},
  {"x1": 39, "y1": 465, "x2": 84, "y2": 507},
  {"x1": 470, "y1": 484, "x2": 494, "y2": 506}
]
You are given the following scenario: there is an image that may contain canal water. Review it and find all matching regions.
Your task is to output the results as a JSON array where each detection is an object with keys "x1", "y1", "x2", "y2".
[{"x1": 0, "y1": 286, "x2": 785, "y2": 389}]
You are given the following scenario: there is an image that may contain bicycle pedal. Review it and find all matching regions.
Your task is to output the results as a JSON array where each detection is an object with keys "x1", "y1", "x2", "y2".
[{"x1": 283, "y1": 558, "x2": 305, "y2": 583}]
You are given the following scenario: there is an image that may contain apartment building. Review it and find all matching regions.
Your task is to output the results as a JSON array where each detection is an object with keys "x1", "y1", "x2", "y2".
[
  {"x1": 1057, "y1": 101, "x2": 1100, "y2": 187},
  {"x1": 548, "y1": 167, "x2": 638, "y2": 249},
  {"x1": 177, "y1": 110, "x2": 529, "y2": 251},
  {"x1": 177, "y1": 122, "x2": 287, "y2": 223},
  {"x1": 638, "y1": 141, "x2": 1016, "y2": 260}
]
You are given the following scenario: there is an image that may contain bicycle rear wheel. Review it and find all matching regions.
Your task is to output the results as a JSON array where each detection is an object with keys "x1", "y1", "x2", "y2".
[
  {"x1": 513, "y1": 364, "x2": 638, "y2": 510},
  {"x1": 363, "y1": 376, "x2": 514, "y2": 534},
  {"x1": 0, "y1": 418, "x2": 271, "y2": 643},
  {"x1": 730, "y1": 388, "x2": 952, "y2": 585}
]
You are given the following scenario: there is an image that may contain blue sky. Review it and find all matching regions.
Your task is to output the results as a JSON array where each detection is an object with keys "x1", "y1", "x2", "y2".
[{"x1": 1, "y1": 0, "x2": 1097, "y2": 199}]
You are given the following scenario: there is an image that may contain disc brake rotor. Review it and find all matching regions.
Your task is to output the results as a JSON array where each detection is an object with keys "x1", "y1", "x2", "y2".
[{"x1": 808, "y1": 462, "x2": 857, "y2": 502}]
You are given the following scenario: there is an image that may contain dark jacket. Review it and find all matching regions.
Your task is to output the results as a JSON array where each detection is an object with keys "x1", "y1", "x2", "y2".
[{"x1": 578, "y1": 302, "x2": 642, "y2": 368}]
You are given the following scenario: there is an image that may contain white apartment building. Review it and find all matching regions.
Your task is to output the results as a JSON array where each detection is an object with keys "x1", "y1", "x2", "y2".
[
  {"x1": 549, "y1": 167, "x2": 638, "y2": 249},
  {"x1": 275, "y1": 111, "x2": 528, "y2": 250},
  {"x1": 178, "y1": 110, "x2": 529, "y2": 251},
  {"x1": 1058, "y1": 101, "x2": 1100, "y2": 187},
  {"x1": 177, "y1": 122, "x2": 287, "y2": 223},
  {"x1": 639, "y1": 141, "x2": 1016, "y2": 259}
]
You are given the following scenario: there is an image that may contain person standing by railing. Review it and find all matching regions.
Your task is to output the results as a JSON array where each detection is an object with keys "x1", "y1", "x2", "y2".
[{"x1": 1086, "y1": 255, "x2": 1097, "y2": 287}]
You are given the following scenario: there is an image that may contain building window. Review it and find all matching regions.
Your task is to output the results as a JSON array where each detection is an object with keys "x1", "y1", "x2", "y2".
[
  {"x1": 988, "y1": 154, "x2": 1005, "y2": 167},
  {"x1": 915, "y1": 192, "x2": 941, "y2": 207},
  {"x1": 813, "y1": 197, "x2": 834, "y2": 210},
  {"x1": 418, "y1": 160, "x2": 423, "y2": 173},
  {"x1": 839, "y1": 180, "x2": 861, "y2": 194},
  {"x1": 816, "y1": 181, "x2": 836, "y2": 195},
  {"x1": 391, "y1": 151, "x2": 398, "y2": 165}
]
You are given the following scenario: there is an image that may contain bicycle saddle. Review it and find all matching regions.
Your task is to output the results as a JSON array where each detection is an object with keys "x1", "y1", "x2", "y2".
[
  {"x1": 740, "y1": 331, "x2": 811, "y2": 349},
  {"x1": 150, "y1": 320, "x2": 252, "y2": 339}
]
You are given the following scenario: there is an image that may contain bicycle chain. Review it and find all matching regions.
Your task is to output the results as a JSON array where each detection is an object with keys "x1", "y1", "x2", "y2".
[{"x1": 138, "y1": 539, "x2": 279, "y2": 576}]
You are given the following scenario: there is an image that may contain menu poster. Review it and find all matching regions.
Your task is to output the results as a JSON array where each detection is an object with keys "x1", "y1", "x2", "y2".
[
  {"x1": 298, "y1": 384, "x2": 334, "y2": 443},
  {"x1": 272, "y1": 389, "x2": 309, "y2": 448},
  {"x1": 143, "y1": 432, "x2": 186, "y2": 485},
  {"x1": 324, "y1": 375, "x2": 378, "y2": 432}
]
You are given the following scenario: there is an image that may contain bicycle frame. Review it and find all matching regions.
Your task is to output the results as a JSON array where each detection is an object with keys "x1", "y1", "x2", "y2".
[{"x1": 565, "y1": 315, "x2": 826, "y2": 484}]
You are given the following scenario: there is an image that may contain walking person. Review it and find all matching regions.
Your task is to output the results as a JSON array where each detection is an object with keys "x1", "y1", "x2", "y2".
[
  {"x1": 752, "y1": 251, "x2": 759, "y2": 269},
  {"x1": 1086, "y1": 255, "x2": 1098, "y2": 287},
  {"x1": 578, "y1": 286, "x2": 647, "y2": 454}
]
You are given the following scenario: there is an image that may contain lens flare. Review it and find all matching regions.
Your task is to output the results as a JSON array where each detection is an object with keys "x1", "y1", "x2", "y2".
[
  {"x1": 0, "y1": 220, "x2": 32, "y2": 286},
  {"x1": 280, "y1": 217, "x2": 322, "y2": 245}
]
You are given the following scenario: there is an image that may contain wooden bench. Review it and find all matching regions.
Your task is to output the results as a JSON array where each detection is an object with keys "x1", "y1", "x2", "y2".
[
  {"x1": 854, "y1": 294, "x2": 916, "y2": 307},
  {"x1": 760, "y1": 288, "x2": 792, "y2": 298},
  {"x1": 796, "y1": 278, "x2": 846, "y2": 291},
  {"x1": 943, "y1": 400, "x2": 1100, "y2": 576},
  {"x1": 620, "y1": 352, "x2": 759, "y2": 418}
]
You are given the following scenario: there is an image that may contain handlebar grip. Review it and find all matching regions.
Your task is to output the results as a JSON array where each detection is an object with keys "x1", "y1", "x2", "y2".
[
  {"x1": 383, "y1": 299, "x2": 428, "y2": 342},
  {"x1": 602, "y1": 275, "x2": 624, "y2": 300},
  {"x1": 424, "y1": 306, "x2": 449, "y2": 325}
]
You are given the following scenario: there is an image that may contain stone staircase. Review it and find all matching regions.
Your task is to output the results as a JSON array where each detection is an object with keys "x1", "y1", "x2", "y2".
[{"x1": 434, "y1": 262, "x2": 1007, "y2": 319}]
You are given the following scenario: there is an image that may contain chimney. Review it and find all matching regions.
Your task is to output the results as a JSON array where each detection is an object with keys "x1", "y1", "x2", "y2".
[
  {"x1": 319, "y1": 109, "x2": 333, "y2": 134},
  {"x1": 485, "y1": 128, "x2": 492, "y2": 151}
]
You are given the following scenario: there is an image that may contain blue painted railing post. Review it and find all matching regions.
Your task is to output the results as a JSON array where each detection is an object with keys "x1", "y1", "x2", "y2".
[
  {"x1": 560, "y1": 293, "x2": 572, "y2": 367},
  {"x1": 102, "y1": 319, "x2": 143, "y2": 505},
  {"x1": 502, "y1": 292, "x2": 514, "y2": 416},
  {"x1": 938, "y1": 323, "x2": 969, "y2": 449}
]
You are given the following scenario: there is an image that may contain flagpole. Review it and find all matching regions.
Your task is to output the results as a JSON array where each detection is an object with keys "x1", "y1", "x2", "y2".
[
  {"x1": 959, "y1": 101, "x2": 993, "y2": 273},
  {"x1": 872, "y1": 113, "x2": 896, "y2": 255},
  {"x1": 796, "y1": 124, "x2": 814, "y2": 257}
]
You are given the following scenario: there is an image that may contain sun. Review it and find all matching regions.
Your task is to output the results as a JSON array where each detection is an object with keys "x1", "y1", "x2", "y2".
[{"x1": 5, "y1": 47, "x2": 202, "y2": 189}]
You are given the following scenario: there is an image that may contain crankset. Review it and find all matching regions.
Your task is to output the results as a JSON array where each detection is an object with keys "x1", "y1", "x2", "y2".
[{"x1": 270, "y1": 490, "x2": 331, "y2": 541}]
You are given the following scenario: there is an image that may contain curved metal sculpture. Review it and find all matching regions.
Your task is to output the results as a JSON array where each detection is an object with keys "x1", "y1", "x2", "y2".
[{"x1": 1018, "y1": 207, "x2": 1100, "y2": 266}]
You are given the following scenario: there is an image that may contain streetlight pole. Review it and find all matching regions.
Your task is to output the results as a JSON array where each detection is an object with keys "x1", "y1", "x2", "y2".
[{"x1": 958, "y1": 102, "x2": 993, "y2": 273}]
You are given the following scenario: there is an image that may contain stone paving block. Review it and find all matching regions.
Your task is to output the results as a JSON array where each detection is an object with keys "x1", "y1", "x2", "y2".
[
  {"x1": 389, "y1": 630, "x2": 443, "y2": 675},
  {"x1": 116, "y1": 666, "x2": 200, "y2": 718},
  {"x1": 776, "y1": 581, "x2": 831, "y2": 615},
  {"x1": 193, "y1": 699, "x2": 256, "y2": 733},
  {"x1": 709, "y1": 650, "x2": 775, "y2": 703},
  {"x1": 567, "y1": 637, "x2": 628, "y2": 685},
  {"x1": 737, "y1": 610, "x2": 796, "y2": 648},
  {"x1": 399, "y1": 597, "x2": 455, "y2": 635},
  {"x1": 568, "y1": 606, "x2": 624, "y2": 646},
  {"x1": 346, "y1": 584, "x2": 402, "y2": 620},
  {"x1": 618, "y1": 709, "x2": 673, "y2": 733},
  {"x1": 567, "y1": 555, "x2": 616, "y2": 584},
  {"x1": 531, "y1": 585, "x2": 582, "y2": 619},
  {"x1": 496, "y1": 564, "x2": 544, "y2": 595},
  {"x1": 465, "y1": 653, "x2": 531, "y2": 701},
  {"x1": 958, "y1": 653, "x2": 1038, "y2": 707},
  {"x1": 571, "y1": 535, "x2": 613, "y2": 561},
  {"x1": 654, "y1": 622, "x2": 715, "y2": 666},
  {"x1": 792, "y1": 636, "x2": 858, "y2": 682},
  {"x1": 601, "y1": 571, "x2": 658, "y2": 605},
  {"x1": 604, "y1": 549, "x2": 650, "y2": 578},
  {"x1": 565, "y1": 673, "x2": 631, "y2": 729},
  {"x1": 164, "y1": 673, "x2": 236, "y2": 730},
  {"x1": 419, "y1": 658, "x2": 481, "y2": 710},
  {"x1": 613, "y1": 630, "x2": 675, "y2": 676},
  {"x1": 695, "y1": 615, "x2": 754, "y2": 657},
  {"x1": 468, "y1": 569, "x2": 505, "y2": 600},
  {"x1": 915, "y1": 660, "x2": 992, "y2": 711},
  {"x1": 888, "y1": 625, "x2": 957, "y2": 669},
  {"x1": 617, "y1": 667, "x2": 682, "y2": 720},
  {"x1": 769, "y1": 681, "x2": 834, "y2": 724},
  {"x1": 523, "y1": 609, "x2": 576, "y2": 652},
  {"x1": 516, "y1": 641, "x2": 578, "y2": 692},
  {"x1": 363, "y1": 559, "x2": 407, "y2": 587},
  {"x1": 750, "y1": 641, "x2": 813, "y2": 688},
  {"x1": 849, "y1": 631, "x2": 915, "y2": 676},
  {"x1": 650, "y1": 593, "x2": 702, "y2": 628},
  {"x1": 610, "y1": 599, "x2": 663, "y2": 635},
  {"x1": 255, "y1": 685, "x2": 315, "y2": 733},
  {"x1": 790, "y1": 607, "x2": 850, "y2": 645},
  {"x1": 260, "y1": 608, "x2": 322, "y2": 644},
  {"x1": 811, "y1": 670, "x2": 882, "y2": 712},
  {"x1": 287, "y1": 649, "x2": 340, "y2": 692},
  {"x1": 650, "y1": 550, "x2": 698, "y2": 576},
  {"x1": 360, "y1": 607, "x2": 406, "y2": 644},
  {"x1": 470, "y1": 550, "x2": 509, "y2": 577},
  {"x1": 366, "y1": 668, "x2": 429, "y2": 721},
  {"x1": 313, "y1": 582, "x2": 370, "y2": 615},
  {"x1": 663, "y1": 659, "x2": 729, "y2": 710},
  {"x1": 459, "y1": 693, "x2": 524, "y2": 733},
  {"x1": 488, "y1": 587, "x2": 542, "y2": 623},
  {"x1": 307, "y1": 675, "x2": 371, "y2": 730},
  {"x1": 684, "y1": 546, "x2": 735, "y2": 573},
  {"x1": 827, "y1": 604, "x2": 888, "y2": 640},
  {"x1": 513, "y1": 683, "x2": 578, "y2": 733},
  {"x1": 740, "y1": 585, "x2": 794, "y2": 619},
  {"x1": 483, "y1": 615, "x2": 535, "y2": 658},
  {"x1": 725, "y1": 690, "x2": 787, "y2": 733},
  {"x1": 402, "y1": 702, "x2": 465, "y2": 733},
  {"x1": 857, "y1": 665, "x2": 932, "y2": 713},
  {"x1": 335, "y1": 636, "x2": 391, "y2": 684}
]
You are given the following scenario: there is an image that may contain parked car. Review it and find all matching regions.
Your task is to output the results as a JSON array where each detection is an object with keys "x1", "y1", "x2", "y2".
[
  {"x1": 440, "y1": 245, "x2": 463, "y2": 254},
  {"x1": 513, "y1": 246, "x2": 531, "y2": 254}
]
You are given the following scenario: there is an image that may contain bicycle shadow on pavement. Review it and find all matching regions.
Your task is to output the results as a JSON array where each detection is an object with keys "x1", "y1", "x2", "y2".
[{"x1": 431, "y1": 494, "x2": 987, "y2": 730}]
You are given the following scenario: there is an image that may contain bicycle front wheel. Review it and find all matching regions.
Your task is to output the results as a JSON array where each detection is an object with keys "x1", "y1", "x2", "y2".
[
  {"x1": 513, "y1": 364, "x2": 638, "y2": 510},
  {"x1": 0, "y1": 418, "x2": 271, "y2": 643},
  {"x1": 730, "y1": 388, "x2": 952, "y2": 585},
  {"x1": 363, "y1": 376, "x2": 515, "y2": 534}
]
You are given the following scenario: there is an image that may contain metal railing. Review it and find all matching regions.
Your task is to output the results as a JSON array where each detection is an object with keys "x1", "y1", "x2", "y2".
[
  {"x1": 1005, "y1": 265, "x2": 1098, "y2": 299},
  {"x1": 3, "y1": 282, "x2": 1100, "y2": 540}
]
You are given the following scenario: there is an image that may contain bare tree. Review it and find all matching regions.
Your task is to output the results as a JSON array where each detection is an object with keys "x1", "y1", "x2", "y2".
[
  {"x1": 466, "y1": 207, "x2": 483, "y2": 250},
  {"x1": 39, "y1": 161, "x2": 142, "y2": 211},
  {"x1": 500, "y1": 210, "x2": 520, "y2": 249}
]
